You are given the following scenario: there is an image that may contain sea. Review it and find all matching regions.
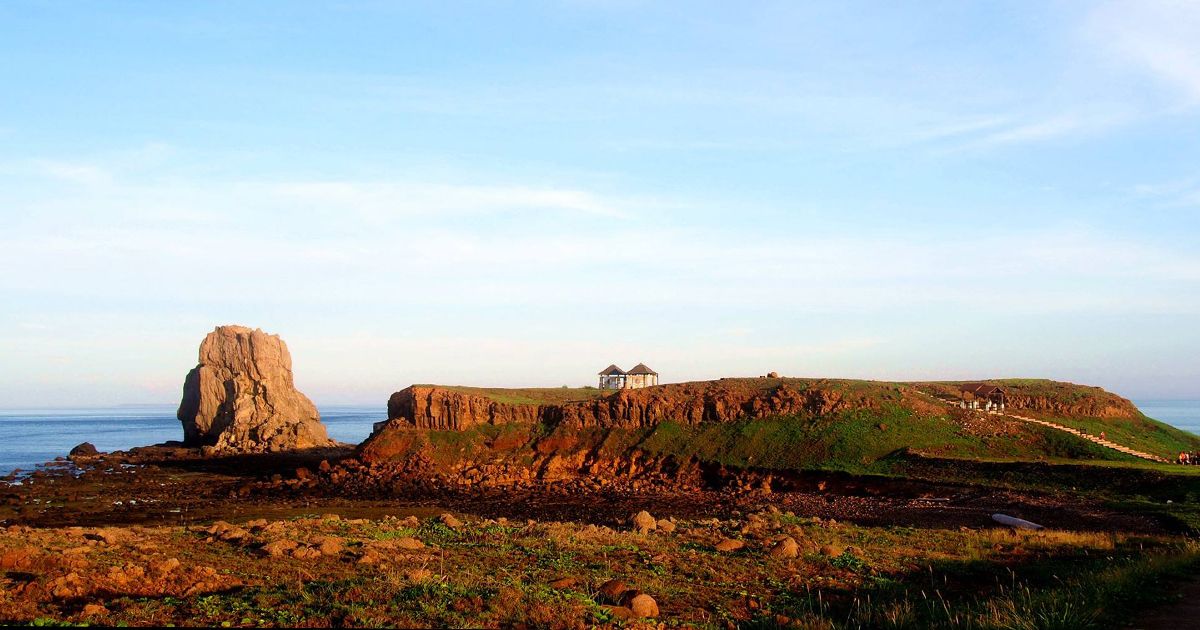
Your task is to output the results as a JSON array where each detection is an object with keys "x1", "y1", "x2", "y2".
[
  {"x1": 0, "y1": 405, "x2": 386, "y2": 476},
  {"x1": 0, "y1": 400, "x2": 1197, "y2": 477}
]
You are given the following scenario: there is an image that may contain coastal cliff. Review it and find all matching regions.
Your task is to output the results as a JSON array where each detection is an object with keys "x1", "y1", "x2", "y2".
[{"x1": 384, "y1": 379, "x2": 923, "y2": 432}]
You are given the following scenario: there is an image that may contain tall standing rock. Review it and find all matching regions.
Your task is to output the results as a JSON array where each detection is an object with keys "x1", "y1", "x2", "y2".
[{"x1": 177, "y1": 325, "x2": 335, "y2": 453}]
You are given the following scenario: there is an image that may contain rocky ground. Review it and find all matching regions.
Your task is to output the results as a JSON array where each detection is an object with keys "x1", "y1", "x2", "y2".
[
  {"x1": 2, "y1": 493, "x2": 1194, "y2": 628},
  {"x1": 0, "y1": 446, "x2": 1167, "y2": 534},
  {"x1": 2, "y1": 447, "x2": 1198, "y2": 627}
]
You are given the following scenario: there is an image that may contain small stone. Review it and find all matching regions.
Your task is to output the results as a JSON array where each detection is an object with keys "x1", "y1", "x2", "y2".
[
  {"x1": 438, "y1": 513, "x2": 463, "y2": 529},
  {"x1": 263, "y1": 540, "x2": 298, "y2": 557},
  {"x1": 394, "y1": 537, "x2": 425, "y2": 550},
  {"x1": 81, "y1": 604, "x2": 108, "y2": 617},
  {"x1": 715, "y1": 539, "x2": 745, "y2": 552},
  {"x1": 598, "y1": 578, "x2": 632, "y2": 604},
  {"x1": 631, "y1": 511, "x2": 656, "y2": 533},
  {"x1": 821, "y1": 544, "x2": 845, "y2": 557},
  {"x1": 627, "y1": 593, "x2": 659, "y2": 618},
  {"x1": 656, "y1": 519, "x2": 676, "y2": 533},
  {"x1": 400, "y1": 515, "x2": 420, "y2": 528},
  {"x1": 770, "y1": 537, "x2": 799, "y2": 559},
  {"x1": 549, "y1": 576, "x2": 578, "y2": 589},
  {"x1": 291, "y1": 546, "x2": 322, "y2": 560},
  {"x1": 317, "y1": 536, "x2": 343, "y2": 556},
  {"x1": 601, "y1": 605, "x2": 636, "y2": 620},
  {"x1": 150, "y1": 557, "x2": 182, "y2": 575}
]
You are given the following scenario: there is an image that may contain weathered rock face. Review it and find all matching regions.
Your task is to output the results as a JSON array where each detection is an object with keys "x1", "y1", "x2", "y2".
[
  {"x1": 387, "y1": 387, "x2": 540, "y2": 431},
  {"x1": 385, "y1": 380, "x2": 873, "y2": 432},
  {"x1": 177, "y1": 325, "x2": 334, "y2": 453}
]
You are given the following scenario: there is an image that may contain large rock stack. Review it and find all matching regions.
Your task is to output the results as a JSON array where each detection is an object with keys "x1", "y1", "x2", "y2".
[{"x1": 176, "y1": 325, "x2": 335, "y2": 453}]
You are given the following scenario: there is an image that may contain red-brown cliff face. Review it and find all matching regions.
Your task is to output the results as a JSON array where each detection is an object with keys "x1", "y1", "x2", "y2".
[
  {"x1": 387, "y1": 386, "x2": 541, "y2": 431},
  {"x1": 548, "y1": 380, "x2": 865, "y2": 428},
  {"x1": 382, "y1": 379, "x2": 905, "y2": 433}
]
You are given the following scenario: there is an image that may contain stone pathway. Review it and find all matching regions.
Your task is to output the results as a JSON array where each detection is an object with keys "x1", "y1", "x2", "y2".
[{"x1": 997, "y1": 412, "x2": 1171, "y2": 464}]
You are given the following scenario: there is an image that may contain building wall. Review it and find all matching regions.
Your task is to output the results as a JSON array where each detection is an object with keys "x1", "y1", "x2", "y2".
[
  {"x1": 599, "y1": 375, "x2": 625, "y2": 389},
  {"x1": 626, "y1": 374, "x2": 658, "y2": 389}
]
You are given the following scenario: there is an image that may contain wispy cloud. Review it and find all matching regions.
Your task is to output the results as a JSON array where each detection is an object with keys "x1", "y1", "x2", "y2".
[{"x1": 1086, "y1": 0, "x2": 1200, "y2": 105}]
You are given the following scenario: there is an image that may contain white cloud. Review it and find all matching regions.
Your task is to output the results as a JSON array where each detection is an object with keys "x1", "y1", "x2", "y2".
[{"x1": 1087, "y1": 0, "x2": 1200, "y2": 104}]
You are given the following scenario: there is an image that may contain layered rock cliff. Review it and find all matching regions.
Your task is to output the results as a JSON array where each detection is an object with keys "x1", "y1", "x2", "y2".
[
  {"x1": 385, "y1": 379, "x2": 885, "y2": 432},
  {"x1": 377, "y1": 378, "x2": 942, "y2": 436},
  {"x1": 176, "y1": 325, "x2": 335, "y2": 453}
]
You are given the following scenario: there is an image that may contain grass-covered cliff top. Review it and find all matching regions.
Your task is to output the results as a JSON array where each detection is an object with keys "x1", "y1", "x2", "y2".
[{"x1": 423, "y1": 385, "x2": 614, "y2": 406}]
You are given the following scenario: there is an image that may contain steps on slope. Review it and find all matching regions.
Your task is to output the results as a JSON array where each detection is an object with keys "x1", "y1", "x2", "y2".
[{"x1": 997, "y1": 412, "x2": 1171, "y2": 464}]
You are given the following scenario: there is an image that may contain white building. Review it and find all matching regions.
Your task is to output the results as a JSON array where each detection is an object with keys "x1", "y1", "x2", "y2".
[{"x1": 598, "y1": 363, "x2": 659, "y2": 389}]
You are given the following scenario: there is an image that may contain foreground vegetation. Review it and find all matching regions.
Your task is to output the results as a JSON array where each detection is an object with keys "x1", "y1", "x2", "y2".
[{"x1": 2, "y1": 507, "x2": 1196, "y2": 628}]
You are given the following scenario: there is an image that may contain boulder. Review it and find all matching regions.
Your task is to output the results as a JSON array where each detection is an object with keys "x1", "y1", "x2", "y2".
[
  {"x1": 176, "y1": 325, "x2": 334, "y2": 453},
  {"x1": 770, "y1": 537, "x2": 799, "y2": 559},
  {"x1": 715, "y1": 539, "x2": 745, "y2": 552},
  {"x1": 598, "y1": 578, "x2": 632, "y2": 604},
  {"x1": 631, "y1": 511, "x2": 656, "y2": 533},
  {"x1": 627, "y1": 593, "x2": 659, "y2": 618},
  {"x1": 438, "y1": 513, "x2": 464, "y2": 529},
  {"x1": 69, "y1": 442, "x2": 99, "y2": 458}
]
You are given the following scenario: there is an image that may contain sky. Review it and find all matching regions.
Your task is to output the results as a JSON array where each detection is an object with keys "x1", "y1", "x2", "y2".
[{"x1": 1, "y1": 0, "x2": 1199, "y2": 407}]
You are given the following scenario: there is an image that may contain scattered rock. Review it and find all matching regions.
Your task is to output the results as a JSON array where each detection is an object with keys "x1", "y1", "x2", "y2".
[
  {"x1": 656, "y1": 519, "x2": 676, "y2": 533},
  {"x1": 69, "y1": 442, "x2": 99, "y2": 458},
  {"x1": 598, "y1": 578, "x2": 632, "y2": 604},
  {"x1": 393, "y1": 537, "x2": 425, "y2": 551},
  {"x1": 291, "y1": 546, "x2": 322, "y2": 560},
  {"x1": 0, "y1": 547, "x2": 38, "y2": 570},
  {"x1": 627, "y1": 593, "x2": 659, "y2": 618},
  {"x1": 400, "y1": 515, "x2": 421, "y2": 528},
  {"x1": 439, "y1": 513, "x2": 463, "y2": 529},
  {"x1": 770, "y1": 537, "x2": 799, "y2": 559},
  {"x1": 262, "y1": 540, "x2": 299, "y2": 557},
  {"x1": 81, "y1": 603, "x2": 108, "y2": 617},
  {"x1": 176, "y1": 325, "x2": 335, "y2": 453},
  {"x1": 316, "y1": 536, "x2": 343, "y2": 556},
  {"x1": 150, "y1": 557, "x2": 181, "y2": 575},
  {"x1": 549, "y1": 576, "x2": 578, "y2": 589},
  {"x1": 600, "y1": 605, "x2": 636, "y2": 620},
  {"x1": 631, "y1": 510, "x2": 656, "y2": 533},
  {"x1": 715, "y1": 539, "x2": 745, "y2": 553}
]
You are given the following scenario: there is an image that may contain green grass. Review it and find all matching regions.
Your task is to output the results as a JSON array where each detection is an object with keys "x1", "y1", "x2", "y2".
[
  {"x1": 629, "y1": 407, "x2": 1142, "y2": 473},
  {"x1": 1033, "y1": 413, "x2": 1200, "y2": 459},
  {"x1": 431, "y1": 385, "x2": 615, "y2": 406},
  {"x1": 767, "y1": 544, "x2": 1200, "y2": 629}
]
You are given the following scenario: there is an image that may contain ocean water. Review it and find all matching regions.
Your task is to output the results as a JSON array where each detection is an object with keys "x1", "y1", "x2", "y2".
[
  {"x1": 1136, "y1": 400, "x2": 1200, "y2": 435},
  {"x1": 1, "y1": 401, "x2": 1197, "y2": 477},
  {"x1": 0, "y1": 405, "x2": 386, "y2": 476}
]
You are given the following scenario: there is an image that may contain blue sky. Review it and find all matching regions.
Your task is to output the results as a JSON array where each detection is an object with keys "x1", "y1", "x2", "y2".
[{"x1": 1, "y1": 1, "x2": 1199, "y2": 406}]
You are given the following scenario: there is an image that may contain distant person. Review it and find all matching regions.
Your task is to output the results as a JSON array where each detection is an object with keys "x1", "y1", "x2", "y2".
[
  {"x1": 1099, "y1": 431, "x2": 1106, "y2": 441},
  {"x1": 1180, "y1": 452, "x2": 1190, "y2": 465}
]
